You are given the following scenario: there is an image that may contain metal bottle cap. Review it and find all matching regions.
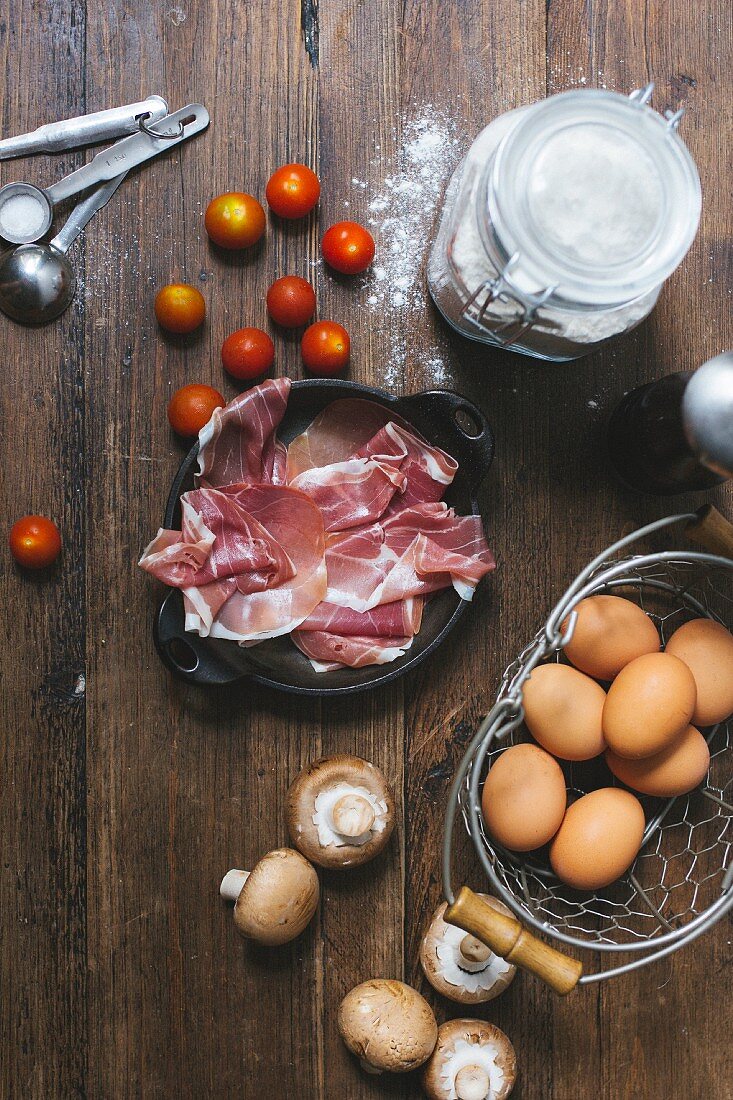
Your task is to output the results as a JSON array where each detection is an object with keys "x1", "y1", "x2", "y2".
[{"x1": 682, "y1": 351, "x2": 733, "y2": 478}]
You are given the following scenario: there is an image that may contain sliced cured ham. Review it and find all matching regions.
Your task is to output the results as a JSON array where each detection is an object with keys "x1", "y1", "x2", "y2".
[
  {"x1": 186, "y1": 483, "x2": 326, "y2": 642},
  {"x1": 197, "y1": 376, "x2": 291, "y2": 487},
  {"x1": 139, "y1": 500, "x2": 215, "y2": 586},
  {"x1": 292, "y1": 629, "x2": 414, "y2": 672},
  {"x1": 356, "y1": 422, "x2": 458, "y2": 507},
  {"x1": 286, "y1": 398, "x2": 413, "y2": 480},
  {"x1": 290, "y1": 456, "x2": 406, "y2": 532},
  {"x1": 322, "y1": 524, "x2": 397, "y2": 610},
  {"x1": 299, "y1": 597, "x2": 423, "y2": 637}
]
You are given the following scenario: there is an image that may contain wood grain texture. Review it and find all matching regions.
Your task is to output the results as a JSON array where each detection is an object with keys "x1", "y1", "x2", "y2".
[{"x1": 0, "y1": 0, "x2": 731, "y2": 1098}]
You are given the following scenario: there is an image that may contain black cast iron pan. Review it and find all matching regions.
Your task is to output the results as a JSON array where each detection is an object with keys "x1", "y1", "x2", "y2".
[{"x1": 153, "y1": 378, "x2": 494, "y2": 696}]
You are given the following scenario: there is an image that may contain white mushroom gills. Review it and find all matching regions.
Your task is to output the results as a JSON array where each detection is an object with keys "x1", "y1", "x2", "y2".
[
  {"x1": 313, "y1": 783, "x2": 388, "y2": 847},
  {"x1": 455, "y1": 1065, "x2": 491, "y2": 1100},
  {"x1": 219, "y1": 869, "x2": 250, "y2": 901},
  {"x1": 441, "y1": 1039, "x2": 505, "y2": 1100}
]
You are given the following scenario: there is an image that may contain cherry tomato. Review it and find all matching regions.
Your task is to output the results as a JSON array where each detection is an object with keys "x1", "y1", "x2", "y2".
[
  {"x1": 9, "y1": 515, "x2": 62, "y2": 569},
  {"x1": 204, "y1": 192, "x2": 266, "y2": 249},
  {"x1": 321, "y1": 221, "x2": 375, "y2": 275},
  {"x1": 265, "y1": 164, "x2": 320, "y2": 219},
  {"x1": 221, "y1": 327, "x2": 275, "y2": 380},
  {"x1": 266, "y1": 276, "x2": 316, "y2": 328},
  {"x1": 301, "y1": 321, "x2": 350, "y2": 376},
  {"x1": 154, "y1": 284, "x2": 206, "y2": 334},
  {"x1": 168, "y1": 384, "x2": 225, "y2": 437}
]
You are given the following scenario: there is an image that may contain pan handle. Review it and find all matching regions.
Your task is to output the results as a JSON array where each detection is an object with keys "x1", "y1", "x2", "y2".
[
  {"x1": 153, "y1": 589, "x2": 249, "y2": 686},
  {"x1": 399, "y1": 389, "x2": 495, "y2": 492},
  {"x1": 686, "y1": 505, "x2": 733, "y2": 559},
  {"x1": 444, "y1": 886, "x2": 583, "y2": 995}
]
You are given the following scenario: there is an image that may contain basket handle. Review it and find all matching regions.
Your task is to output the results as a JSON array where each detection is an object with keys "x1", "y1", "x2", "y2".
[
  {"x1": 686, "y1": 505, "x2": 733, "y2": 559},
  {"x1": 444, "y1": 887, "x2": 583, "y2": 995}
]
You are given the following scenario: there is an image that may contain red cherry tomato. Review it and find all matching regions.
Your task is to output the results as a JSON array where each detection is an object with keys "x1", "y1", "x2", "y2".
[
  {"x1": 168, "y1": 384, "x2": 225, "y2": 437},
  {"x1": 154, "y1": 284, "x2": 206, "y2": 334},
  {"x1": 221, "y1": 327, "x2": 275, "y2": 380},
  {"x1": 204, "y1": 192, "x2": 266, "y2": 249},
  {"x1": 301, "y1": 321, "x2": 350, "y2": 376},
  {"x1": 266, "y1": 276, "x2": 316, "y2": 328},
  {"x1": 9, "y1": 515, "x2": 62, "y2": 569},
  {"x1": 265, "y1": 164, "x2": 320, "y2": 219},
  {"x1": 321, "y1": 221, "x2": 375, "y2": 275}
]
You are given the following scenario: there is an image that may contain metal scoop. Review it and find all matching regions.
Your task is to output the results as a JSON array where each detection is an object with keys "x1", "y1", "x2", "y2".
[
  {"x1": 0, "y1": 95, "x2": 168, "y2": 160},
  {"x1": 0, "y1": 173, "x2": 127, "y2": 323},
  {"x1": 0, "y1": 103, "x2": 209, "y2": 245}
]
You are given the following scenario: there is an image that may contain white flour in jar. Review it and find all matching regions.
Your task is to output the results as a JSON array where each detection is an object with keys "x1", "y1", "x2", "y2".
[{"x1": 428, "y1": 111, "x2": 661, "y2": 359}]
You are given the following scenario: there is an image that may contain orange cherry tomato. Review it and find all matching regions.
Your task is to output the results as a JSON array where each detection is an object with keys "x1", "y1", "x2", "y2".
[
  {"x1": 167, "y1": 384, "x2": 225, "y2": 437},
  {"x1": 221, "y1": 327, "x2": 275, "y2": 380},
  {"x1": 301, "y1": 321, "x2": 350, "y2": 376},
  {"x1": 321, "y1": 221, "x2": 375, "y2": 275},
  {"x1": 154, "y1": 283, "x2": 206, "y2": 334},
  {"x1": 266, "y1": 276, "x2": 316, "y2": 328},
  {"x1": 9, "y1": 515, "x2": 62, "y2": 569},
  {"x1": 204, "y1": 192, "x2": 266, "y2": 249},
  {"x1": 265, "y1": 163, "x2": 320, "y2": 219}
]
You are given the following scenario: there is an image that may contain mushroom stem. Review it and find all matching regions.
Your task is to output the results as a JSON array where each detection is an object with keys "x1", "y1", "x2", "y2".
[
  {"x1": 459, "y1": 934, "x2": 492, "y2": 966},
  {"x1": 455, "y1": 1064, "x2": 491, "y2": 1100},
  {"x1": 331, "y1": 793, "x2": 376, "y2": 837},
  {"x1": 219, "y1": 868, "x2": 250, "y2": 901}
]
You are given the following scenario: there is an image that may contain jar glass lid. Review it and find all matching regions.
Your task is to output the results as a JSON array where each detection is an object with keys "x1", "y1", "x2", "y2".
[{"x1": 486, "y1": 88, "x2": 702, "y2": 305}]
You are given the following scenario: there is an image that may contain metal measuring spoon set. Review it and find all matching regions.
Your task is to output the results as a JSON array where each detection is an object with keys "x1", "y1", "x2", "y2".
[{"x1": 0, "y1": 96, "x2": 209, "y2": 323}]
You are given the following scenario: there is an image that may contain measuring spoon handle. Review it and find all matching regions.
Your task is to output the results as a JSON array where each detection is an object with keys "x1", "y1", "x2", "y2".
[
  {"x1": 46, "y1": 104, "x2": 209, "y2": 205},
  {"x1": 50, "y1": 172, "x2": 128, "y2": 255},
  {"x1": 0, "y1": 96, "x2": 169, "y2": 160}
]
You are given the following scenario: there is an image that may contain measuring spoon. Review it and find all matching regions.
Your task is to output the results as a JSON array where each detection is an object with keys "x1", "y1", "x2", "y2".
[
  {"x1": 0, "y1": 173, "x2": 127, "y2": 323},
  {"x1": 0, "y1": 95, "x2": 168, "y2": 160},
  {"x1": 0, "y1": 103, "x2": 209, "y2": 245}
]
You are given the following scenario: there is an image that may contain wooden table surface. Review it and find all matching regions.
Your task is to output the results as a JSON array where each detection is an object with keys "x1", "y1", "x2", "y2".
[{"x1": 1, "y1": 1, "x2": 731, "y2": 1097}]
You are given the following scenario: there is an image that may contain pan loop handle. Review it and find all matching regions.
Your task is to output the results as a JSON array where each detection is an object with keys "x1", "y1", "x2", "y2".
[{"x1": 444, "y1": 887, "x2": 583, "y2": 995}]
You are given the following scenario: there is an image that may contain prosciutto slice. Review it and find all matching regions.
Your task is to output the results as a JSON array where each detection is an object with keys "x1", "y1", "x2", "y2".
[
  {"x1": 286, "y1": 398, "x2": 413, "y2": 480},
  {"x1": 322, "y1": 524, "x2": 397, "y2": 610},
  {"x1": 187, "y1": 483, "x2": 326, "y2": 642},
  {"x1": 290, "y1": 456, "x2": 406, "y2": 532},
  {"x1": 197, "y1": 377, "x2": 291, "y2": 487},
  {"x1": 356, "y1": 422, "x2": 458, "y2": 507},
  {"x1": 299, "y1": 597, "x2": 423, "y2": 637},
  {"x1": 292, "y1": 629, "x2": 414, "y2": 672}
]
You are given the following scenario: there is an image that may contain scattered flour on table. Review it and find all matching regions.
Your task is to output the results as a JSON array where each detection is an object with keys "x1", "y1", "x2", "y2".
[{"x1": 355, "y1": 108, "x2": 463, "y2": 389}]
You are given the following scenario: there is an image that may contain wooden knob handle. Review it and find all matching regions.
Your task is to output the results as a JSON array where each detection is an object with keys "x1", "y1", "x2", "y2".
[
  {"x1": 686, "y1": 505, "x2": 733, "y2": 559},
  {"x1": 444, "y1": 886, "x2": 582, "y2": 995}
]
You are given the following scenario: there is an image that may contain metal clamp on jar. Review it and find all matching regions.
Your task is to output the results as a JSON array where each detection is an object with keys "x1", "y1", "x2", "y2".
[{"x1": 427, "y1": 85, "x2": 702, "y2": 362}]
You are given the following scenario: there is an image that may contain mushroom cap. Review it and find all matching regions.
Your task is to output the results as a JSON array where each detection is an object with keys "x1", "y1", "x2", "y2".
[
  {"x1": 420, "y1": 895, "x2": 517, "y2": 1004},
  {"x1": 233, "y1": 848, "x2": 319, "y2": 946},
  {"x1": 422, "y1": 1019, "x2": 517, "y2": 1100},
  {"x1": 338, "y1": 979, "x2": 437, "y2": 1073},
  {"x1": 286, "y1": 754, "x2": 395, "y2": 869}
]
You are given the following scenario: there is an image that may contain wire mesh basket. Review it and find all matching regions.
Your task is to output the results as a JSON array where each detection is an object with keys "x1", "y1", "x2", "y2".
[{"x1": 441, "y1": 510, "x2": 733, "y2": 991}]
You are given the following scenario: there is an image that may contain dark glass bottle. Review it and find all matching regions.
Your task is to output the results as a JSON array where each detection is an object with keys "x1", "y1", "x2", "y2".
[{"x1": 607, "y1": 356, "x2": 733, "y2": 495}]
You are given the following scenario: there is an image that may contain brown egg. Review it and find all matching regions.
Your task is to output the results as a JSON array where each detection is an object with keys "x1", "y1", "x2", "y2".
[
  {"x1": 606, "y1": 725, "x2": 710, "y2": 797},
  {"x1": 481, "y1": 743, "x2": 567, "y2": 852},
  {"x1": 602, "y1": 652, "x2": 697, "y2": 759},
  {"x1": 563, "y1": 595, "x2": 660, "y2": 681},
  {"x1": 665, "y1": 618, "x2": 733, "y2": 726},
  {"x1": 549, "y1": 788, "x2": 645, "y2": 890},
  {"x1": 523, "y1": 663, "x2": 607, "y2": 761}
]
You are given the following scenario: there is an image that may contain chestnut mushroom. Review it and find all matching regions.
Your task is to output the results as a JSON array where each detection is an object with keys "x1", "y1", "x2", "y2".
[
  {"x1": 286, "y1": 754, "x2": 395, "y2": 869},
  {"x1": 422, "y1": 1019, "x2": 517, "y2": 1100},
  {"x1": 420, "y1": 895, "x2": 517, "y2": 1004},
  {"x1": 338, "y1": 979, "x2": 437, "y2": 1074},
  {"x1": 219, "y1": 848, "x2": 318, "y2": 946}
]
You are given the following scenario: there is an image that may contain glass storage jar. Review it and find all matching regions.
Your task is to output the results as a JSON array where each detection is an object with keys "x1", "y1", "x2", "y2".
[{"x1": 427, "y1": 86, "x2": 702, "y2": 362}]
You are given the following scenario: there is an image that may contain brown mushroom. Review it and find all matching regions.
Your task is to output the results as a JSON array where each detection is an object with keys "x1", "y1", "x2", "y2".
[
  {"x1": 422, "y1": 1019, "x2": 517, "y2": 1100},
  {"x1": 219, "y1": 848, "x2": 318, "y2": 946},
  {"x1": 420, "y1": 895, "x2": 517, "y2": 1004},
  {"x1": 286, "y1": 754, "x2": 395, "y2": 869},
  {"x1": 338, "y1": 979, "x2": 437, "y2": 1074}
]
